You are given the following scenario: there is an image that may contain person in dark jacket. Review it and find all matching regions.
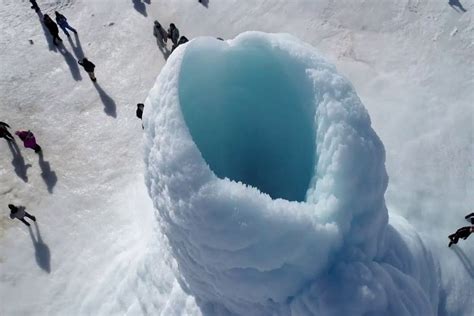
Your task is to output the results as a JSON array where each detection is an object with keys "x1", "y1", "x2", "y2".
[
  {"x1": 136, "y1": 103, "x2": 144, "y2": 120},
  {"x1": 78, "y1": 58, "x2": 96, "y2": 81},
  {"x1": 43, "y1": 14, "x2": 62, "y2": 45},
  {"x1": 167, "y1": 23, "x2": 180, "y2": 47},
  {"x1": 172, "y1": 35, "x2": 189, "y2": 52},
  {"x1": 55, "y1": 11, "x2": 77, "y2": 37},
  {"x1": 9, "y1": 204, "x2": 36, "y2": 227},
  {"x1": 30, "y1": 0, "x2": 40, "y2": 12},
  {"x1": 153, "y1": 20, "x2": 168, "y2": 46},
  {"x1": 448, "y1": 212, "x2": 474, "y2": 247},
  {"x1": 0, "y1": 122, "x2": 14, "y2": 142}
]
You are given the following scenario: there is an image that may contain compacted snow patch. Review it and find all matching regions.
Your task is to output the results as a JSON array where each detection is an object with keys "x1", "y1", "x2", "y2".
[{"x1": 144, "y1": 32, "x2": 440, "y2": 315}]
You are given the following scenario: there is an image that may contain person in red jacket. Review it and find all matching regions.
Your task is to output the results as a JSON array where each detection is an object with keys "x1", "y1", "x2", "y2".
[{"x1": 15, "y1": 130, "x2": 42, "y2": 153}]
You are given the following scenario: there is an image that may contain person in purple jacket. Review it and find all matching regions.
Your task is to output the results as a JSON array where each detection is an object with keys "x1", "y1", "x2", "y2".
[{"x1": 15, "y1": 130, "x2": 42, "y2": 153}]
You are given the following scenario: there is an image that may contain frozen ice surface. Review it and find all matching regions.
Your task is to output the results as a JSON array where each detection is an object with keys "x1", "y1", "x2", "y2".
[{"x1": 144, "y1": 32, "x2": 439, "y2": 315}]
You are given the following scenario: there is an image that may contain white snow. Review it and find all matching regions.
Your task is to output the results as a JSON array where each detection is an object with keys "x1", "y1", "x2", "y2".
[{"x1": 0, "y1": 0, "x2": 472, "y2": 315}]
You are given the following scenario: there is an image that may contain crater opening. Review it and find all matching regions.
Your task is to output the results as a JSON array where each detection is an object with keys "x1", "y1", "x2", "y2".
[{"x1": 179, "y1": 38, "x2": 315, "y2": 202}]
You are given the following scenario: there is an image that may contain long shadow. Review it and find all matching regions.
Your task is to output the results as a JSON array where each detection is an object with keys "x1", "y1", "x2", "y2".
[
  {"x1": 57, "y1": 43, "x2": 82, "y2": 81},
  {"x1": 68, "y1": 32, "x2": 85, "y2": 60},
  {"x1": 198, "y1": 0, "x2": 209, "y2": 8},
  {"x1": 452, "y1": 246, "x2": 474, "y2": 278},
  {"x1": 35, "y1": 10, "x2": 56, "y2": 52},
  {"x1": 38, "y1": 151, "x2": 57, "y2": 194},
  {"x1": 155, "y1": 38, "x2": 171, "y2": 60},
  {"x1": 29, "y1": 222, "x2": 51, "y2": 273},
  {"x1": 132, "y1": 0, "x2": 147, "y2": 17},
  {"x1": 7, "y1": 140, "x2": 30, "y2": 182},
  {"x1": 93, "y1": 82, "x2": 117, "y2": 118},
  {"x1": 449, "y1": 0, "x2": 467, "y2": 12}
]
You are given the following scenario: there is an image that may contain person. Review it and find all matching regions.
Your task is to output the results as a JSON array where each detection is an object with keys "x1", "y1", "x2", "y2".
[
  {"x1": 9, "y1": 204, "x2": 36, "y2": 227},
  {"x1": 172, "y1": 36, "x2": 189, "y2": 52},
  {"x1": 448, "y1": 212, "x2": 474, "y2": 247},
  {"x1": 30, "y1": 0, "x2": 40, "y2": 12},
  {"x1": 15, "y1": 130, "x2": 42, "y2": 153},
  {"x1": 136, "y1": 103, "x2": 144, "y2": 120},
  {"x1": 153, "y1": 20, "x2": 168, "y2": 45},
  {"x1": 55, "y1": 11, "x2": 77, "y2": 37},
  {"x1": 167, "y1": 23, "x2": 180, "y2": 48},
  {"x1": 0, "y1": 121, "x2": 14, "y2": 142},
  {"x1": 78, "y1": 58, "x2": 96, "y2": 81},
  {"x1": 43, "y1": 14, "x2": 62, "y2": 45}
]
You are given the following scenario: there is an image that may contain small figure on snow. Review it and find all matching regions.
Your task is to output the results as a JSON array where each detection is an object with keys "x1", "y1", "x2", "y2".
[
  {"x1": 0, "y1": 121, "x2": 15, "y2": 142},
  {"x1": 55, "y1": 11, "x2": 78, "y2": 37},
  {"x1": 167, "y1": 23, "x2": 180, "y2": 49},
  {"x1": 43, "y1": 14, "x2": 62, "y2": 45},
  {"x1": 15, "y1": 130, "x2": 42, "y2": 153},
  {"x1": 136, "y1": 103, "x2": 144, "y2": 120},
  {"x1": 448, "y1": 212, "x2": 474, "y2": 247},
  {"x1": 78, "y1": 58, "x2": 96, "y2": 82},
  {"x1": 9, "y1": 204, "x2": 36, "y2": 227},
  {"x1": 30, "y1": 0, "x2": 40, "y2": 12},
  {"x1": 171, "y1": 35, "x2": 189, "y2": 52},
  {"x1": 153, "y1": 20, "x2": 168, "y2": 45}
]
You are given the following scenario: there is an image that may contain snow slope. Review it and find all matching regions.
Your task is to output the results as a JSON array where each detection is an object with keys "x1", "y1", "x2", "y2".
[{"x1": 0, "y1": 0, "x2": 472, "y2": 315}]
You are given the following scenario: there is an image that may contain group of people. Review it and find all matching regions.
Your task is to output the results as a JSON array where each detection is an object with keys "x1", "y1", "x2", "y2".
[
  {"x1": 153, "y1": 21, "x2": 189, "y2": 53},
  {"x1": 1, "y1": 122, "x2": 43, "y2": 226},
  {"x1": 32, "y1": 2, "x2": 97, "y2": 82}
]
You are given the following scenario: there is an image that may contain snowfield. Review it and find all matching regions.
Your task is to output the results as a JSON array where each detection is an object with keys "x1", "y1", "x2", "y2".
[{"x1": 0, "y1": 0, "x2": 472, "y2": 315}]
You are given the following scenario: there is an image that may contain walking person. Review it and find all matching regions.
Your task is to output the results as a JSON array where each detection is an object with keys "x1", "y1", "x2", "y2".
[
  {"x1": 172, "y1": 35, "x2": 189, "y2": 52},
  {"x1": 448, "y1": 212, "x2": 474, "y2": 247},
  {"x1": 78, "y1": 58, "x2": 96, "y2": 81},
  {"x1": 15, "y1": 130, "x2": 42, "y2": 153},
  {"x1": 153, "y1": 20, "x2": 168, "y2": 45},
  {"x1": 30, "y1": 0, "x2": 40, "y2": 12},
  {"x1": 167, "y1": 23, "x2": 180, "y2": 50},
  {"x1": 9, "y1": 204, "x2": 36, "y2": 227},
  {"x1": 0, "y1": 121, "x2": 14, "y2": 142},
  {"x1": 55, "y1": 11, "x2": 77, "y2": 37},
  {"x1": 43, "y1": 14, "x2": 62, "y2": 45}
]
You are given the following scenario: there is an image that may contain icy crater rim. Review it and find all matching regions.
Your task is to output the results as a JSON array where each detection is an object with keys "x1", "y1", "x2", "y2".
[{"x1": 178, "y1": 35, "x2": 317, "y2": 202}]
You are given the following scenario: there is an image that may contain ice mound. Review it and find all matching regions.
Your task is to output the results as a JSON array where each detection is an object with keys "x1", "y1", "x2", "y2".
[{"x1": 144, "y1": 32, "x2": 440, "y2": 315}]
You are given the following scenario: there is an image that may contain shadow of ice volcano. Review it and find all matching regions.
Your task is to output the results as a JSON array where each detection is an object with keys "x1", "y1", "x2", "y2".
[{"x1": 144, "y1": 32, "x2": 440, "y2": 316}]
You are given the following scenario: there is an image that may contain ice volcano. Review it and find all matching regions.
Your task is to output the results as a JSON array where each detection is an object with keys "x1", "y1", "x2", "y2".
[{"x1": 144, "y1": 32, "x2": 439, "y2": 315}]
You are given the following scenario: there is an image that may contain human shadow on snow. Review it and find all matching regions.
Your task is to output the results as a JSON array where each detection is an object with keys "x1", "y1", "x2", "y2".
[
  {"x1": 93, "y1": 82, "x2": 117, "y2": 118},
  {"x1": 198, "y1": 0, "x2": 209, "y2": 8},
  {"x1": 29, "y1": 222, "x2": 51, "y2": 273},
  {"x1": 451, "y1": 245, "x2": 474, "y2": 279},
  {"x1": 132, "y1": 0, "x2": 148, "y2": 17},
  {"x1": 35, "y1": 10, "x2": 56, "y2": 52},
  {"x1": 57, "y1": 43, "x2": 82, "y2": 81},
  {"x1": 68, "y1": 32, "x2": 85, "y2": 60},
  {"x1": 449, "y1": 0, "x2": 467, "y2": 12},
  {"x1": 7, "y1": 140, "x2": 30, "y2": 182},
  {"x1": 38, "y1": 151, "x2": 57, "y2": 194}
]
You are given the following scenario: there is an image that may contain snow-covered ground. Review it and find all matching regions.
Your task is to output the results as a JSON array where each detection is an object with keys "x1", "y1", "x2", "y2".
[{"x1": 0, "y1": 0, "x2": 472, "y2": 315}]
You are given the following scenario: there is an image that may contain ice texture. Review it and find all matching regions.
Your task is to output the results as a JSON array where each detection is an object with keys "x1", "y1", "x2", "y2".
[{"x1": 144, "y1": 32, "x2": 440, "y2": 315}]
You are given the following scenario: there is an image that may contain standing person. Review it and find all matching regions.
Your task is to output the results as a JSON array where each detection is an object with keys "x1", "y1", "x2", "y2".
[
  {"x1": 78, "y1": 58, "x2": 96, "y2": 82},
  {"x1": 167, "y1": 23, "x2": 180, "y2": 49},
  {"x1": 55, "y1": 11, "x2": 77, "y2": 37},
  {"x1": 15, "y1": 130, "x2": 42, "y2": 153},
  {"x1": 136, "y1": 103, "x2": 144, "y2": 120},
  {"x1": 43, "y1": 14, "x2": 62, "y2": 45},
  {"x1": 30, "y1": 0, "x2": 40, "y2": 12},
  {"x1": 153, "y1": 21, "x2": 168, "y2": 45},
  {"x1": 9, "y1": 204, "x2": 36, "y2": 227},
  {"x1": 0, "y1": 121, "x2": 14, "y2": 142},
  {"x1": 448, "y1": 212, "x2": 474, "y2": 247}
]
